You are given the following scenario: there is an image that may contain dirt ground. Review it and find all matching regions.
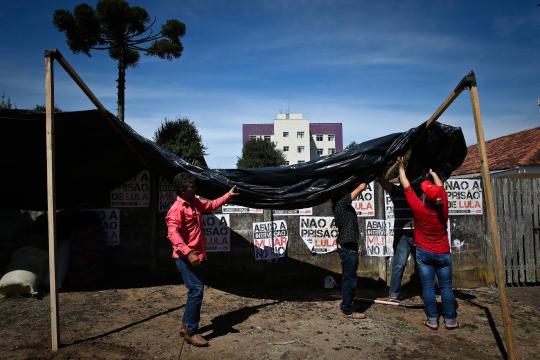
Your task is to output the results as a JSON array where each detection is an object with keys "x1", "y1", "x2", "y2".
[{"x1": 0, "y1": 283, "x2": 539, "y2": 360}]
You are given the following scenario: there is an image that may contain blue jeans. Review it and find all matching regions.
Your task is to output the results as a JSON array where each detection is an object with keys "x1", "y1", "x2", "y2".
[
  {"x1": 389, "y1": 234, "x2": 414, "y2": 298},
  {"x1": 338, "y1": 245, "x2": 359, "y2": 314},
  {"x1": 415, "y1": 247, "x2": 457, "y2": 322},
  {"x1": 175, "y1": 258, "x2": 205, "y2": 334}
]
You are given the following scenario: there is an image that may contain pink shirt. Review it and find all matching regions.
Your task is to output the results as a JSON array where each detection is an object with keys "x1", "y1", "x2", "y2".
[{"x1": 166, "y1": 192, "x2": 232, "y2": 260}]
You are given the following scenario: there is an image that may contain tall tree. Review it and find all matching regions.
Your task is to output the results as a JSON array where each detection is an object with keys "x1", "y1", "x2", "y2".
[
  {"x1": 53, "y1": 0, "x2": 186, "y2": 122},
  {"x1": 237, "y1": 138, "x2": 286, "y2": 168},
  {"x1": 0, "y1": 93, "x2": 15, "y2": 110},
  {"x1": 153, "y1": 117, "x2": 208, "y2": 168}
]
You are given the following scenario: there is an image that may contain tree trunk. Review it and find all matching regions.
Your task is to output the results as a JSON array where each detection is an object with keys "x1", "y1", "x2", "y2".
[{"x1": 117, "y1": 53, "x2": 125, "y2": 122}]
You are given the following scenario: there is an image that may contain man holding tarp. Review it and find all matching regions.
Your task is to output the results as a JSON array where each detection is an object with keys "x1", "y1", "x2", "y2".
[
  {"x1": 166, "y1": 173, "x2": 238, "y2": 347},
  {"x1": 332, "y1": 182, "x2": 369, "y2": 320}
]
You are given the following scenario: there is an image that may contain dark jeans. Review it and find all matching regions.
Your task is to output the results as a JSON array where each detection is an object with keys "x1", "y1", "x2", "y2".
[
  {"x1": 338, "y1": 245, "x2": 359, "y2": 315},
  {"x1": 389, "y1": 234, "x2": 414, "y2": 298},
  {"x1": 175, "y1": 258, "x2": 205, "y2": 334},
  {"x1": 415, "y1": 247, "x2": 457, "y2": 322}
]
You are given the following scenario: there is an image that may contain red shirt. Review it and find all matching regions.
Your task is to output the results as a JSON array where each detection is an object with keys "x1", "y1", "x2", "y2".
[
  {"x1": 403, "y1": 185, "x2": 449, "y2": 254},
  {"x1": 166, "y1": 192, "x2": 232, "y2": 260}
]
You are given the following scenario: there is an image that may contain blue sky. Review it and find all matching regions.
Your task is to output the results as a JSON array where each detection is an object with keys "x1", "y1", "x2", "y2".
[{"x1": 1, "y1": 0, "x2": 539, "y2": 168}]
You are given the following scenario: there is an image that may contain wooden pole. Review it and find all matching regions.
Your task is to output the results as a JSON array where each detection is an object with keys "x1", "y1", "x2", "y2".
[
  {"x1": 45, "y1": 52, "x2": 60, "y2": 352},
  {"x1": 469, "y1": 84, "x2": 516, "y2": 360}
]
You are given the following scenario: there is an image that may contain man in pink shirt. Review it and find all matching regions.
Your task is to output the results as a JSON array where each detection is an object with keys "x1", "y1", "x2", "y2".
[{"x1": 166, "y1": 173, "x2": 238, "y2": 346}]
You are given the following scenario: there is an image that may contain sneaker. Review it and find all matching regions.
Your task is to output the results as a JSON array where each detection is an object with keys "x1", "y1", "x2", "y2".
[
  {"x1": 343, "y1": 312, "x2": 367, "y2": 320},
  {"x1": 387, "y1": 296, "x2": 400, "y2": 303},
  {"x1": 444, "y1": 319, "x2": 460, "y2": 330},
  {"x1": 423, "y1": 319, "x2": 438, "y2": 330}
]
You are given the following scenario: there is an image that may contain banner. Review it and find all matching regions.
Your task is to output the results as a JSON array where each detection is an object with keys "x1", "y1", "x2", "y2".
[
  {"x1": 83, "y1": 208, "x2": 120, "y2": 247},
  {"x1": 110, "y1": 170, "x2": 150, "y2": 207},
  {"x1": 203, "y1": 214, "x2": 230, "y2": 252},
  {"x1": 159, "y1": 177, "x2": 175, "y2": 212},
  {"x1": 252, "y1": 220, "x2": 288, "y2": 260},
  {"x1": 445, "y1": 179, "x2": 483, "y2": 215},
  {"x1": 299, "y1": 216, "x2": 338, "y2": 253},
  {"x1": 365, "y1": 219, "x2": 393, "y2": 256},
  {"x1": 352, "y1": 181, "x2": 375, "y2": 217},
  {"x1": 222, "y1": 204, "x2": 263, "y2": 214},
  {"x1": 273, "y1": 208, "x2": 313, "y2": 216}
]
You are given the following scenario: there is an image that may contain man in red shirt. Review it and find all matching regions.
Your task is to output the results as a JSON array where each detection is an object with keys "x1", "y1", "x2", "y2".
[
  {"x1": 397, "y1": 157, "x2": 459, "y2": 330},
  {"x1": 166, "y1": 173, "x2": 238, "y2": 346}
]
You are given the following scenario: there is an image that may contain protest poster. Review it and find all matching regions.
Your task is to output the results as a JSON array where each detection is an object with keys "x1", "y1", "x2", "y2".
[
  {"x1": 352, "y1": 181, "x2": 375, "y2": 217},
  {"x1": 365, "y1": 219, "x2": 393, "y2": 256},
  {"x1": 299, "y1": 216, "x2": 338, "y2": 253},
  {"x1": 252, "y1": 220, "x2": 288, "y2": 260},
  {"x1": 110, "y1": 170, "x2": 150, "y2": 207},
  {"x1": 273, "y1": 208, "x2": 313, "y2": 216},
  {"x1": 158, "y1": 177, "x2": 176, "y2": 212},
  {"x1": 83, "y1": 208, "x2": 120, "y2": 247},
  {"x1": 203, "y1": 214, "x2": 230, "y2": 252},
  {"x1": 445, "y1": 179, "x2": 483, "y2": 215},
  {"x1": 222, "y1": 204, "x2": 263, "y2": 214}
]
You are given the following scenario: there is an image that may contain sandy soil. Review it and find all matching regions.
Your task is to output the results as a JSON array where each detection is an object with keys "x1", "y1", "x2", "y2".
[{"x1": 0, "y1": 284, "x2": 539, "y2": 360}]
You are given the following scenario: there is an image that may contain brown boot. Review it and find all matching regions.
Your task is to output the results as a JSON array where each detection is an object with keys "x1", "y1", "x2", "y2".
[{"x1": 180, "y1": 324, "x2": 209, "y2": 347}]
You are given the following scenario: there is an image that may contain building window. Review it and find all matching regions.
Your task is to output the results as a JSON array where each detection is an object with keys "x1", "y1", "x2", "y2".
[
  {"x1": 298, "y1": 160, "x2": 305, "y2": 164},
  {"x1": 328, "y1": 134, "x2": 335, "y2": 141},
  {"x1": 249, "y1": 135, "x2": 256, "y2": 140},
  {"x1": 297, "y1": 131, "x2": 304, "y2": 139},
  {"x1": 264, "y1": 135, "x2": 271, "y2": 141},
  {"x1": 297, "y1": 146, "x2": 304, "y2": 153},
  {"x1": 283, "y1": 131, "x2": 289, "y2": 137},
  {"x1": 283, "y1": 146, "x2": 289, "y2": 152},
  {"x1": 317, "y1": 148, "x2": 323, "y2": 156},
  {"x1": 328, "y1": 148, "x2": 335, "y2": 155},
  {"x1": 316, "y1": 134, "x2": 323, "y2": 141}
]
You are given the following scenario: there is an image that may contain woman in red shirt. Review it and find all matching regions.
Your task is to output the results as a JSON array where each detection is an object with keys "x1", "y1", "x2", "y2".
[{"x1": 397, "y1": 157, "x2": 459, "y2": 330}]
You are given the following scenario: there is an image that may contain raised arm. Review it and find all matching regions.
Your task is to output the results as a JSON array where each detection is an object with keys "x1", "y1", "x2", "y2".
[
  {"x1": 397, "y1": 157, "x2": 410, "y2": 189},
  {"x1": 429, "y1": 169, "x2": 443, "y2": 186},
  {"x1": 350, "y1": 182, "x2": 367, "y2": 200}
]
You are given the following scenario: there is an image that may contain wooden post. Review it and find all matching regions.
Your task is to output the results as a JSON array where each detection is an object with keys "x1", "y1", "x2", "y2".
[
  {"x1": 469, "y1": 84, "x2": 516, "y2": 360},
  {"x1": 45, "y1": 52, "x2": 60, "y2": 352}
]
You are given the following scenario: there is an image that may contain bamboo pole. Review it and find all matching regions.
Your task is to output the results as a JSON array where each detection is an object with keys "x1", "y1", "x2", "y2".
[
  {"x1": 45, "y1": 53, "x2": 60, "y2": 352},
  {"x1": 469, "y1": 84, "x2": 516, "y2": 360}
]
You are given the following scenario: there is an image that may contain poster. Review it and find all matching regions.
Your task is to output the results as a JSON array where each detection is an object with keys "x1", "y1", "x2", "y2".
[
  {"x1": 273, "y1": 208, "x2": 313, "y2": 216},
  {"x1": 252, "y1": 220, "x2": 288, "y2": 260},
  {"x1": 203, "y1": 214, "x2": 230, "y2": 252},
  {"x1": 222, "y1": 204, "x2": 263, "y2": 214},
  {"x1": 352, "y1": 181, "x2": 375, "y2": 217},
  {"x1": 445, "y1": 179, "x2": 483, "y2": 215},
  {"x1": 83, "y1": 208, "x2": 120, "y2": 247},
  {"x1": 299, "y1": 216, "x2": 338, "y2": 253},
  {"x1": 158, "y1": 177, "x2": 175, "y2": 212},
  {"x1": 110, "y1": 170, "x2": 150, "y2": 207},
  {"x1": 365, "y1": 219, "x2": 394, "y2": 256}
]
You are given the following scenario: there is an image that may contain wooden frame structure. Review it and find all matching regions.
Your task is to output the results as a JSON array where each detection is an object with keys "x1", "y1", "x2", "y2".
[{"x1": 44, "y1": 50, "x2": 515, "y2": 358}]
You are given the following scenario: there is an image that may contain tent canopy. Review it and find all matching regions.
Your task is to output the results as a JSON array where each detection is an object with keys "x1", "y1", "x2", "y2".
[{"x1": 0, "y1": 109, "x2": 467, "y2": 210}]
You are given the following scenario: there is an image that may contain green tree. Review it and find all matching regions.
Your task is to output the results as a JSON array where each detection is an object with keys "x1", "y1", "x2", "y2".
[
  {"x1": 345, "y1": 141, "x2": 359, "y2": 150},
  {"x1": 153, "y1": 117, "x2": 208, "y2": 168},
  {"x1": 33, "y1": 104, "x2": 63, "y2": 112},
  {"x1": 237, "y1": 138, "x2": 286, "y2": 168},
  {"x1": 53, "y1": 0, "x2": 186, "y2": 122}
]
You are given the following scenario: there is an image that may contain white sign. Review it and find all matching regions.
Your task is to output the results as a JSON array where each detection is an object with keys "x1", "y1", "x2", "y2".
[
  {"x1": 110, "y1": 170, "x2": 150, "y2": 207},
  {"x1": 299, "y1": 216, "x2": 338, "y2": 253},
  {"x1": 352, "y1": 182, "x2": 375, "y2": 217},
  {"x1": 273, "y1": 208, "x2": 313, "y2": 216},
  {"x1": 159, "y1": 177, "x2": 176, "y2": 213},
  {"x1": 222, "y1": 204, "x2": 263, "y2": 214},
  {"x1": 83, "y1": 208, "x2": 120, "y2": 247},
  {"x1": 445, "y1": 179, "x2": 483, "y2": 215},
  {"x1": 252, "y1": 220, "x2": 288, "y2": 261},
  {"x1": 203, "y1": 214, "x2": 230, "y2": 252},
  {"x1": 365, "y1": 219, "x2": 394, "y2": 256}
]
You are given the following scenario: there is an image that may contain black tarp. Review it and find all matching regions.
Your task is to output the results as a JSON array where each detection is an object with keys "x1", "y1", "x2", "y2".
[{"x1": 0, "y1": 109, "x2": 467, "y2": 210}]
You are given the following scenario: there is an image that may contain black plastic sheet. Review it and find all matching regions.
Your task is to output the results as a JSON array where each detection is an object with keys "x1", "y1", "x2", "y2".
[{"x1": 0, "y1": 109, "x2": 466, "y2": 210}]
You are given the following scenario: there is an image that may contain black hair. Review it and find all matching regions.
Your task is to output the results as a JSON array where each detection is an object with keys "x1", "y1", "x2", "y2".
[{"x1": 173, "y1": 173, "x2": 196, "y2": 196}]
